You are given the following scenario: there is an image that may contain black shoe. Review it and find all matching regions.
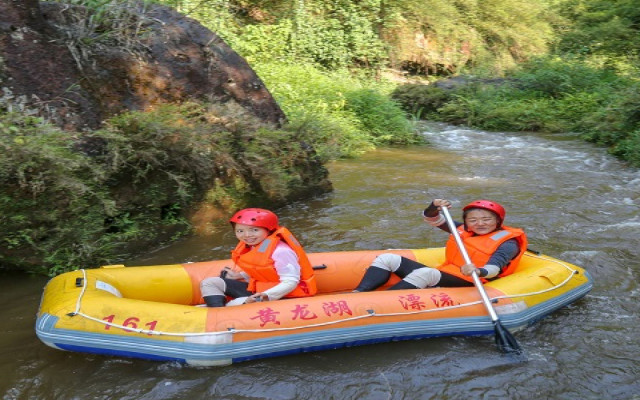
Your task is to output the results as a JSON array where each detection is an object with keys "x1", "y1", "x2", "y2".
[{"x1": 203, "y1": 295, "x2": 226, "y2": 307}]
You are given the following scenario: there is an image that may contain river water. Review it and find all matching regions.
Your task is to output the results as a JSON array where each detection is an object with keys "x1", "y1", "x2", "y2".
[{"x1": 2, "y1": 122, "x2": 639, "y2": 400}]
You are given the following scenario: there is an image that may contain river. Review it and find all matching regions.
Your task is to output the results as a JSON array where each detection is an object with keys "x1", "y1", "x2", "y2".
[{"x1": 2, "y1": 122, "x2": 639, "y2": 399}]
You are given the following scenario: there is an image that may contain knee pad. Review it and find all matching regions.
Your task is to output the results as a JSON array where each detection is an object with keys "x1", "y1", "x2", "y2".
[
  {"x1": 200, "y1": 277, "x2": 226, "y2": 297},
  {"x1": 370, "y1": 253, "x2": 402, "y2": 272},
  {"x1": 404, "y1": 268, "x2": 441, "y2": 289}
]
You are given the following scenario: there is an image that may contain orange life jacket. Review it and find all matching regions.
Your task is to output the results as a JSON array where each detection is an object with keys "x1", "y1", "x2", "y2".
[
  {"x1": 438, "y1": 225, "x2": 528, "y2": 283},
  {"x1": 231, "y1": 227, "x2": 317, "y2": 297}
]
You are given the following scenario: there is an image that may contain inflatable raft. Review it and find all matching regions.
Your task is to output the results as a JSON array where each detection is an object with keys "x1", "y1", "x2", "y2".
[{"x1": 36, "y1": 248, "x2": 592, "y2": 366}]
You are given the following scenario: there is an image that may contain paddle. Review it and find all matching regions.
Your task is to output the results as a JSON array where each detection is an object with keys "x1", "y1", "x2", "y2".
[{"x1": 441, "y1": 206, "x2": 523, "y2": 355}]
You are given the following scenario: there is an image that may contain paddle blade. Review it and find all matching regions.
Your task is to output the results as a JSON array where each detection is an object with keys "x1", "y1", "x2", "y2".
[{"x1": 493, "y1": 321, "x2": 523, "y2": 355}]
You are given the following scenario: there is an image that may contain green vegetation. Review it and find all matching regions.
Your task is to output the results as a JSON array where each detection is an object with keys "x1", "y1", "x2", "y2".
[
  {"x1": 168, "y1": 0, "x2": 554, "y2": 75},
  {"x1": 253, "y1": 62, "x2": 421, "y2": 159},
  {"x1": 393, "y1": 57, "x2": 626, "y2": 131},
  {"x1": 390, "y1": 0, "x2": 640, "y2": 166},
  {"x1": 168, "y1": 0, "x2": 640, "y2": 166},
  {"x1": 3, "y1": 0, "x2": 640, "y2": 274},
  {"x1": 0, "y1": 103, "x2": 330, "y2": 275},
  {"x1": 392, "y1": 57, "x2": 640, "y2": 166}
]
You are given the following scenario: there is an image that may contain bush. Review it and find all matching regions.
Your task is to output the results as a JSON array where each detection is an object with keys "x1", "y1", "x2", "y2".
[
  {"x1": 580, "y1": 81, "x2": 640, "y2": 165},
  {"x1": 0, "y1": 111, "x2": 114, "y2": 275},
  {"x1": 0, "y1": 102, "x2": 332, "y2": 275},
  {"x1": 345, "y1": 89, "x2": 421, "y2": 145},
  {"x1": 391, "y1": 84, "x2": 451, "y2": 118},
  {"x1": 511, "y1": 57, "x2": 620, "y2": 98},
  {"x1": 610, "y1": 129, "x2": 640, "y2": 166},
  {"x1": 254, "y1": 61, "x2": 420, "y2": 157}
]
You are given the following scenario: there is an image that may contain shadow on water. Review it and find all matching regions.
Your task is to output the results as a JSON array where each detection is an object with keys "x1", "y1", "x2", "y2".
[{"x1": 2, "y1": 122, "x2": 640, "y2": 399}]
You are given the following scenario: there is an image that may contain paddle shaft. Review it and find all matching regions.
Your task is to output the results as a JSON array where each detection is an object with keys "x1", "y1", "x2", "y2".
[{"x1": 441, "y1": 207, "x2": 500, "y2": 322}]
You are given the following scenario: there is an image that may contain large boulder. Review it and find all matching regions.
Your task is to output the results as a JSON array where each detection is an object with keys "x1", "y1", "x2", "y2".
[{"x1": 0, "y1": 0, "x2": 285, "y2": 129}]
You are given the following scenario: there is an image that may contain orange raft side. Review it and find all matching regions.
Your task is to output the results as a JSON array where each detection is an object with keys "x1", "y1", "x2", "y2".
[
  {"x1": 183, "y1": 249, "x2": 419, "y2": 303},
  {"x1": 182, "y1": 249, "x2": 503, "y2": 342}
]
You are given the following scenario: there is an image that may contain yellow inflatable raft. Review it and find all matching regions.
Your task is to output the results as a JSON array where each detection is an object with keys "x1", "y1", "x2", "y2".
[{"x1": 36, "y1": 248, "x2": 592, "y2": 366}]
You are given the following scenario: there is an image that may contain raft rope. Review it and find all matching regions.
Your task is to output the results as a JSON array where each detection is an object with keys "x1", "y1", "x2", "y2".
[{"x1": 68, "y1": 252, "x2": 581, "y2": 337}]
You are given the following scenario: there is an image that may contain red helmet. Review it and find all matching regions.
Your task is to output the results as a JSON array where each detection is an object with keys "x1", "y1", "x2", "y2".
[
  {"x1": 462, "y1": 200, "x2": 506, "y2": 221},
  {"x1": 229, "y1": 208, "x2": 279, "y2": 231}
]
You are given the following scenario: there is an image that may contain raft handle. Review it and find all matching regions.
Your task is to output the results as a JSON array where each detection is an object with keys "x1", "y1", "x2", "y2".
[
  {"x1": 75, "y1": 278, "x2": 84, "y2": 287},
  {"x1": 312, "y1": 264, "x2": 328, "y2": 270},
  {"x1": 526, "y1": 247, "x2": 541, "y2": 255}
]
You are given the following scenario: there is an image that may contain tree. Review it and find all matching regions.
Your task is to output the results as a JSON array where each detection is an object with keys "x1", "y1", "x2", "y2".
[{"x1": 557, "y1": 0, "x2": 640, "y2": 58}]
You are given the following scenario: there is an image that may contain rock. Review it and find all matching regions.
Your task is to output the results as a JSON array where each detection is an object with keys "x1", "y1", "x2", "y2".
[{"x1": 0, "y1": 0, "x2": 286, "y2": 129}]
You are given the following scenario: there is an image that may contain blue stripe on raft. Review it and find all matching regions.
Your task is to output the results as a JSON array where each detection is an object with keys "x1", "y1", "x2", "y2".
[
  {"x1": 35, "y1": 312, "x2": 498, "y2": 364},
  {"x1": 230, "y1": 329, "x2": 494, "y2": 364},
  {"x1": 56, "y1": 343, "x2": 185, "y2": 363}
]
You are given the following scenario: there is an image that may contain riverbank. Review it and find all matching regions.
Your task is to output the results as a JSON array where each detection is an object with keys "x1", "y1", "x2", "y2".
[{"x1": 392, "y1": 57, "x2": 640, "y2": 168}]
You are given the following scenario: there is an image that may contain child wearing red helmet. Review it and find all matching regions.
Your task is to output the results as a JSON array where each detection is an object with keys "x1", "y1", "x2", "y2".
[
  {"x1": 354, "y1": 198, "x2": 527, "y2": 292},
  {"x1": 201, "y1": 208, "x2": 317, "y2": 307}
]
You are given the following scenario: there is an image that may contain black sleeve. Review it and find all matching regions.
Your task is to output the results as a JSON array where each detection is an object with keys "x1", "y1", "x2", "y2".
[
  {"x1": 486, "y1": 239, "x2": 521, "y2": 272},
  {"x1": 423, "y1": 202, "x2": 439, "y2": 217},
  {"x1": 423, "y1": 202, "x2": 462, "y2": 233}
]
